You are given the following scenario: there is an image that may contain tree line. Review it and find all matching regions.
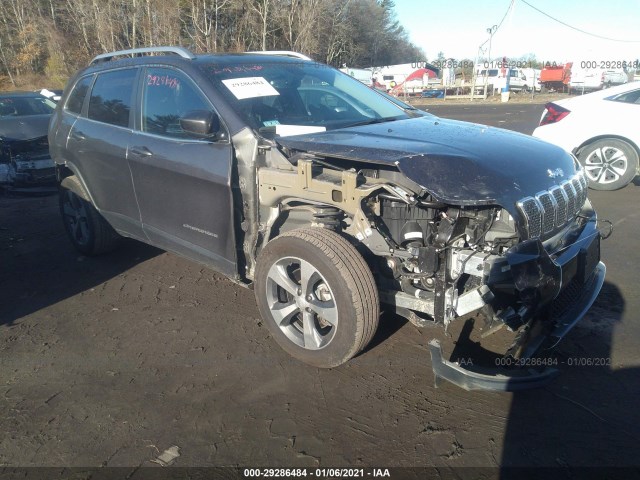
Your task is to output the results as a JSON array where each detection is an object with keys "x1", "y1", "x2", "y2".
[{"x1": 0, "y1": 0, "x2": 425, "y2": 89}]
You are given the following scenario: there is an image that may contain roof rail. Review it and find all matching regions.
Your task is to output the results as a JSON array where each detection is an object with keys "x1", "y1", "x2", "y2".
[
  {"x1": 90, "y1": 46, "x2": 195, "y2": 65},
  {"x1": 247, "y1": 50, "x2": 312, "y2": 61}
]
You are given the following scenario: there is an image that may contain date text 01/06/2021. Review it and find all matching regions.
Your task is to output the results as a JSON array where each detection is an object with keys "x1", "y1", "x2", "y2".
[
  {"x1": 243, "y1": 468, "x2": 391, "y2": 478},
  {"x1": 411, "y1": 59, "x2": 640, "y2": 69},
  {"x1": 491, "y1": 357, "x2": 612, "y2": 368},
  {"x1": 412, "y1": 59, "x2": 534, "y2": 69}
]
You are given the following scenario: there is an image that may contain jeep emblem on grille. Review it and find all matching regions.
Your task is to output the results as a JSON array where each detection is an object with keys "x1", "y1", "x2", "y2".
[{"x1": 547, "y1": 168, "x2": 564, "y2": 178}]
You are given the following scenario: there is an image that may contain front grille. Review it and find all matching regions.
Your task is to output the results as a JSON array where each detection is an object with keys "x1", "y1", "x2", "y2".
[
  {"x1": 536, "y1": 192, "x2": 556, "y2": 234},
  {"x1": 572, "y1": 177, "x2": 586, "y2": 211},
  {"x1": 517, "y1": 171, "x2": 587, "y2": 239},
  {"x1": 519, "y1": 198, "x2": 542, "y2": 238},
  {"x1": 551, "y1": 186, "x2": 568, "y2": 224},
  {"x1": 563, "y1": 182, "x2": 576, "y2": 217}
]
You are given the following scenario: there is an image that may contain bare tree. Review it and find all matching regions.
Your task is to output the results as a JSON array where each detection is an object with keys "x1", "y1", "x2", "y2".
[
  {"x1": 185, "y1": 0, "x2": 232, "y2": 52},
  {"x1": 251, "y1": 0, "x2": 271, "y2": 51},
  {"x1": 321, "y1": 0, "x2": 352, "y2": 65},
  {"x1": 0, "y1": 0, "x2": 425, "y2": 88},
  {"x1": 0, "y1": 36, "x2": 16, "y2": 86}
]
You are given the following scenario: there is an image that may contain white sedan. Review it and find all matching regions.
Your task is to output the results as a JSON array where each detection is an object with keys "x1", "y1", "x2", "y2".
[{"x1": 533, "y1": 81, "x2": 640, "y2": 190}]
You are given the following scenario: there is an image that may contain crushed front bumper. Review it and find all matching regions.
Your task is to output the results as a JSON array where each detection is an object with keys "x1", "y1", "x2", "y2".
[
  {"x1": 0, "y1": 159, "x2": 56, "y2": 186},
  {"x1": 428, "y1": 261, "x2": 605, "y2": 391}
]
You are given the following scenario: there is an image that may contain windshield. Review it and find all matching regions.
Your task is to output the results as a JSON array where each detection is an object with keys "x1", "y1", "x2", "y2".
[
  {"x1": 0, "y1": 95, "x2": 56, "y2": 117},
  {"x1": 199, "y1": 60, "x2": 408, "y2": 135}
]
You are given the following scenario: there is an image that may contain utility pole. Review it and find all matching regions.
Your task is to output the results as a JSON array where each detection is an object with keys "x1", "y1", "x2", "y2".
[{"x1": 485, "y1": 25, "x2": 497, "y2": 97}]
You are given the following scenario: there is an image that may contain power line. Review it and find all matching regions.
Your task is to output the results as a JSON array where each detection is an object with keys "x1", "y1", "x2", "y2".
[
  {"x1": 495, "y1": 0, "x2": 516, "y2": 34},
  {"x1": 479, "y1": 0, "x2": 515, "y2": 49},
  {"x1": 520, "y1": 0, "x2": 640, "y2": 43}
]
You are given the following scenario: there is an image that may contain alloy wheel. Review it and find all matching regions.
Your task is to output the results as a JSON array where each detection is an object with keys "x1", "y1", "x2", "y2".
[
  {"x1": 62, "y1": 190, "x2": 90, "y2": 246},
  {"x1": 583, "y1": 146, "x2": 628, "y2": 186},
  {"x1": 265, "y1": 256, "x2": 338, "y2": 350}
]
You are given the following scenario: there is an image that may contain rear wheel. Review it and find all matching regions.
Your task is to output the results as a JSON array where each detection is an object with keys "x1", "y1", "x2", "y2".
[
  {"x1": 254, "y1": 228, "x2": 379, "y2": 368},
  {"x1": 59, "y1": 176, "x2": 121, "y2": 255},
  {"x1": 578, "y1": 139, "x2": 638, "y2": 190}
]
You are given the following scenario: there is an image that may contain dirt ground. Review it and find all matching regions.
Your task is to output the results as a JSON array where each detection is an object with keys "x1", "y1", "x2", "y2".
[{"x1": 1, "y1": 106, "x2": 639, "y2": 477}]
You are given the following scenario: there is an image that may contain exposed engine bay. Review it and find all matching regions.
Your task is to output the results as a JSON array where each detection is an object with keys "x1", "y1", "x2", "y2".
[{"x1": 256, "y1": 152, "x2": 606, "y2": 390}]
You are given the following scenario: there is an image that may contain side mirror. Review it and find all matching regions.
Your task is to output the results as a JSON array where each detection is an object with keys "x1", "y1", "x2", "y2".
[{"x1": 180, "y1": 110, "x2": 222, "y2": 138}]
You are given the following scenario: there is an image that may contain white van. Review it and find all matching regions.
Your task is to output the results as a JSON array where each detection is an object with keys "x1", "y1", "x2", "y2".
[
  {"x1": 603, "y1": 69, "x2": 628, "y2": 87},
  {"x1": 520, "y1": 68, "x2": 541, "y2": 92},
  {"x1": 476, "y1": 68, "x2": 527, "y2": 93},
  {"x1": 570, "y1": 68, "x2": 627, "y2": 92}
]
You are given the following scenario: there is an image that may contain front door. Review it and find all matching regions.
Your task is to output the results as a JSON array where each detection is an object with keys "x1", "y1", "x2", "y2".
[{"x1": 128, "y1": 66, "x2": 236, "y2": 276}]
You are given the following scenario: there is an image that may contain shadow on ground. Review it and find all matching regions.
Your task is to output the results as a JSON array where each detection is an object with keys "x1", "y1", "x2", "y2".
[
  {"x1": 0, "y1": 193, "x2": 160, "y2": 326},
  {"x1": 501, "y1": 281, "x2": 640, "y2": 478}
]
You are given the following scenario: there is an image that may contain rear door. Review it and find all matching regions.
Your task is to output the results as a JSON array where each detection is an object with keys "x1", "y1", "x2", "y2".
[
  {"x1": 50, "y1": 74, "x2": 93, "y2": 167},
  {"x1": 128, "y1": 66, "x2": 236, "y2": 275},
  {"x1": 66, "y1": 68, "x2": 144, "y2": 238},
  {"x1": 598, "y1": 88, "x2": 640, "y2": 142}
]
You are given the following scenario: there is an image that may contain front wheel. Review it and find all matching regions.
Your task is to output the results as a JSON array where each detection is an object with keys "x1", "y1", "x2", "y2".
[
  {"x1": 254, "y1": 228, "x2": 379, "y2": 368},
  {"x1": 578, "y1": 139, "x2": 638, "y2": 190}
]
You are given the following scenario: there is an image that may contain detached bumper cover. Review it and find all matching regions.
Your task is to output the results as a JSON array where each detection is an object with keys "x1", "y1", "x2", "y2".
[
  {"x1": 429, "y1": 339, "x2": 560, "y2": 391},
  {"x1": 429, "y1": 261, "x2": 606, "y2": 391}
]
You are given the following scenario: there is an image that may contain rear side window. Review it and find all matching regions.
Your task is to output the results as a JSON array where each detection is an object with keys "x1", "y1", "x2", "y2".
[
  {"x1": 608, "y1": 89, "x2": 640, "y2": 105},
  {"x1": 65, "y1": 76, "x2": 93, "y2": 115},
  {"x1": 88, "y1": 69, "x2": 137, "y2": 127}
]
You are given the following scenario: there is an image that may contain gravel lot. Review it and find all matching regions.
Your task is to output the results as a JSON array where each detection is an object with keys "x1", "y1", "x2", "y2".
[{"x1": 1, "y1": 103, "x2": 638, "y2": 477}]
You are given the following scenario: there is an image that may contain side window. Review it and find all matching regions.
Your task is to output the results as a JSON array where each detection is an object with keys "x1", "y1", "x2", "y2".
[
  {"x1": 610, "y1": 89, "x2": 640, "y2": 105},
  {"x1": 65, "y1": 76, "x2": 93, "y2": 115},
  {"x1": 88, "y1": 69, "x2": 137, "y2": 127},
  {"x1": 142, "y1": 67, "x2": 212, "y2": 139}
]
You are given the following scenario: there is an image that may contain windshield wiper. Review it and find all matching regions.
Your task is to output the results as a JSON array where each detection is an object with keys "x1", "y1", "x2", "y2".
[{"x1": 345, "y1": 116, "x2": 402, "y2": 128}]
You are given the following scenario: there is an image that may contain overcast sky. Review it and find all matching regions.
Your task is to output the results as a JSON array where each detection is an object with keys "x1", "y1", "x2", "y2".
[{"x1": 393, "y1": 0, "x2": 640, "y2": 64}]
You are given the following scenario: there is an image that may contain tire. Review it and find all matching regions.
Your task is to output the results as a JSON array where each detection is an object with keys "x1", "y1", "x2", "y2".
[
  {"x1": 59, "y1": 175, "x2": 121, "y2": 255},
  {"x1": 578, "y1": 139, "x2": 639, "y2": 191},
  {"x1": 254, "y1": 227, "x2": 379, "y2": 368}
]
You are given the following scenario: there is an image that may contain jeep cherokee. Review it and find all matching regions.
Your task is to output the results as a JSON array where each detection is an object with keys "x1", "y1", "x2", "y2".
[{"x1": 49, "y1": 47, "x2": 606, "y2": 391}]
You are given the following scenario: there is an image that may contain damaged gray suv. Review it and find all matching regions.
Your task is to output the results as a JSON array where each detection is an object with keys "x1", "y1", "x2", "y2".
[{"x1": 49, "y1": 47, "x2": 606, "y2": 391}]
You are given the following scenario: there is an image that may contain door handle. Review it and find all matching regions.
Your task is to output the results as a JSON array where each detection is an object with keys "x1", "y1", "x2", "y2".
[
  {"x1": 70, "y1": 131, "x2": 85, "y2": 141},
  {"x1": 130, "y1": 146, "x2": 153, "y2": 157}
]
